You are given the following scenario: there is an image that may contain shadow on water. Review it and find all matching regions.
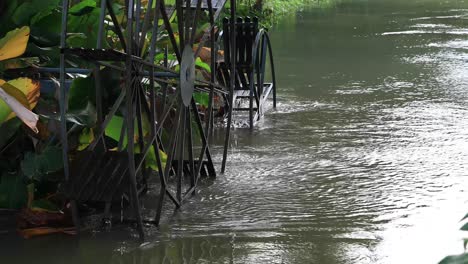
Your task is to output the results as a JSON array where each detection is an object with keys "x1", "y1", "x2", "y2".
[{"x1": 2, "y1": 0, "x2": 468, "y2": 263}]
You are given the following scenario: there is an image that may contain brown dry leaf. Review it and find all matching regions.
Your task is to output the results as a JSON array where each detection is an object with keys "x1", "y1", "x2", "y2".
[{"x1": 194, "y1": 46, "x2": 224, "y2": 64}]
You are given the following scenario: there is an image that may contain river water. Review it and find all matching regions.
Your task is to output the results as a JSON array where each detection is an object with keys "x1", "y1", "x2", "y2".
[{"x1": 2, "y1": 0, "x2": 468, "y2": 263}]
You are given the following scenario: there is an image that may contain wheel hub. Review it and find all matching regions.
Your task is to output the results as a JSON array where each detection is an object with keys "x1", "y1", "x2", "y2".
[{"x1": 180, "y1": 44, "x2": 195, "y2": 106}]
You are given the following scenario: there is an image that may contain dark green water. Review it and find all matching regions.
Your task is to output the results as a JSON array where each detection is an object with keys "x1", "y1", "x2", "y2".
[{"x1": 2, "y1": 0, "x2": 468, "y2": 263}]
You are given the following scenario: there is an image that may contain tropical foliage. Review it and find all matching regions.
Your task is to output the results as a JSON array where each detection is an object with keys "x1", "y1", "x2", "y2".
[{"x1": 0, "y1": 0, "x2": 212, "y2": 217}]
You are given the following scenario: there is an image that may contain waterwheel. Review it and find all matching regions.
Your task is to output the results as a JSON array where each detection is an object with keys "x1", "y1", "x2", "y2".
[
  {"x1": 57, "y1": 0, "x2": 238, "y2": 239},
  {"x1": 217, "y1": 16, "x2": 277, "y2": 130}
]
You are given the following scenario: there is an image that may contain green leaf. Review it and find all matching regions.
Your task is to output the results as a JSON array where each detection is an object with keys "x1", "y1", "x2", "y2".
[
  {"x1": 41, "y1": 102, "x2": 97, "y2": 127},
  {"x1": 67, "y1": 2, "x2": 101, "y2": 48},
  {"x1": 0, "y1": 0, "x2": 19, "y2": 37},
  {"x1": 77, "y1": 127, "x2": 94, "y2": 151},
  {"x1": 69, "y1": 0, "x2": 96, "y2": 15},
  {"x1": 193, "y1": 92, "x2": 209, "y2": 108},
  {"x1": 105, "y1": 116, "x2": 166, "y2": 171},
  {"x1": 25, "y1": 42, "x2": 60, "y2": 63},
  {"x1": 439, "y1": 253, "x2": 468, "y2": 264},
  {"x1": 0, "y1": 118, "x2": 21, "y2": 151},
  {"x1": 461, "y1": 222, "x2": 468, "y2": 231},
  {"x1": 135, "y1": 145, "x2": 167, "y2": 172},
  {"x1": 68, "y1": 76, "x2": 95, "y2": 111},
  {"x1": 154, "y1": 52, "x2": 178, "y2": 62},
  {"x1": 21, "y1": 146, "x2": 64, "y2": 182},
  {"x1": 11, "y1": 0, "x2": 60, "y2": 26},
  {"x1": 105, "y1": 115, "x2": 126, "y2": 144},
  {"x1": 66, "y1": 103, "x2": 97, "y2": 127},
  {"x1": 1, "y1": 57, "x2": 40, "y2": 70},
  {"x1": 0, "y1": 172, "x2": 27, "y2": 209},
  {"x1": 30, "y1": 10, "x2": 62, "y2": 47},
  {"x1": 195, "y1": 57, "x2": 211, "y2": 73},
  {"x1": 104, "y1": 115, "x2": 150, "y2": 146},
  {"x1": 21, "y1": 152, "x2": 36, "y2": 179},
  {"x1": 462, "y1": 212, "x2": 468, "y2": 221}
]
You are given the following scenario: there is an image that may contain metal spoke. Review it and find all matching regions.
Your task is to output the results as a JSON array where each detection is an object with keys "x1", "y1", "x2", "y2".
[
  {"x1": 139, "y1": 0, "x2": 155, "y2": 54},
  {"x1": 187, "y1": 105, "x2": 195, "y2": 188},
  {"x1": 125, "y1": 0, "x2": 145, "y2": 239},
  {"x1": 191, "y1": 98, "x2": 215, "y2": 183},
  {"x1": 189, "y1": 0, "x2": 203, "y2": 46},
  {"x1": 176, "y1": 106, "x2": 186, "y2": 202},
  {"x1": 107, "y1": 0, "x2": 127, "y2": 50},
  {"x1": 221, "y1": 0, "x2": 236, "y2": 173},
  {"x1": 147, "y1": 0, "x2": 162, "y2": 61},
  {"x1": 204, "y1": 0, "x2": 216, "y2": 138},
  {"x1": 194, "y1": 0, "x2": 228, "y2": 59},
  {"x1": 160, "y1": 0, "x2": 182, "y2": 61}
]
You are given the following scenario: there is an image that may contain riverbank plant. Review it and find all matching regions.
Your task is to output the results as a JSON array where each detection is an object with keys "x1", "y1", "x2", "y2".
[
  {"x1": 237, "y1": 0, "x2": 339, "y2": 27},
  {"x1": 439, "y1": 213, "x2": 468, "y2": 263}
]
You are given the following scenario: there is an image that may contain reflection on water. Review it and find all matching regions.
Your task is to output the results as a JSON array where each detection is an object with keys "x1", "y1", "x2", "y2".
[{"x1": 2, "y1": 0, "x2": 468, "y2": 263}]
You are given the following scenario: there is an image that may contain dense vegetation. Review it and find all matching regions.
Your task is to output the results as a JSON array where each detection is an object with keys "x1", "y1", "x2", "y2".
[{"x1": 237, "y1": 0, "x2": 338, "y2": 27}]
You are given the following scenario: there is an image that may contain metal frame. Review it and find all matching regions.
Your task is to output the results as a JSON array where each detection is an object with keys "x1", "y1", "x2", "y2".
[
  {"x1": 218, "y1": 17, "x2": 277, "y2": 171},
  {"x1": 58, "y1": 0, "x2": 238, "y2": 239}
]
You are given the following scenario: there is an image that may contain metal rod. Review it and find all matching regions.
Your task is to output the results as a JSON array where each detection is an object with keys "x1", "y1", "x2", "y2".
[
  {"x1": 221, "y1": 0, "x2": 236, "y2": 173},
  {"x1": 189, "y1": 0, "x2": 203, "y2": 45},
  {"x1": 89, "y1": 89, "x2": 126, "y2": 150},
  {"x1": 107, "y1": 0, "x2": 127, "y2": 50},
  {"x1": 125, "y1": 0, "x2": 145, "y2": 239},
  {"x1": 161, "y1": 103, "x2": 183, "y2": 206},
  {"x1": 60, "y1": 0, "x2": 70, "y2": 182},
  {"x1": 161, "y1": 47, "x2": 169, "y2": 117},
  {"x1": 159, "y1": 0, "x2": 182, "y2": 61},
  {"x1": 176, "y1": 106, "x2": 186, "y2": 202},
  {"x1": 60, "y1": 0, "x2": 81, "y2": 232},
  {"x1": 204, "y1": 0, "x2": 215, "y2": 140},
  {"x1": 193, "y1": 0, "x2": 228, "y2": 59},
  {"x1": 37, "y1": 67, "x2": 178, "y2": 78},
  {"x1": 176, "y1": 0, "x2": 185, "y2": 49},
  {"x1": 191, "y1": 98, "x2": 215, "y2": 182},
  {"x1": 140, "y1": 0, "x2": 154, "y2": 53},
  {"x1": 135, "y1": 0, "x2": 142, "y2": 52},
  {"x1": 187, "y1": 106, "x2": 195, "y2": 188},
  {"x1": 97, "y1": 0, "x2": 107, "y2": 48},
  {"x1": 147, "y1": 0, "x2": 161, "y2": 61},
  {"x1": 265, "y1": 33, "x2": 277, "y2": 108},
  {"x1": 184, "y1": 0, "x2": 191, "y2": 46},
  {"x1": 135, "y1": 83, "x2": 147, "y2": 182}
]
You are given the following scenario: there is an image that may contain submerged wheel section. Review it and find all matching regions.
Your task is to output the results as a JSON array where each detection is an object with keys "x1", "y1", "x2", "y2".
[{"x1": 57, "y1": 0, "x2": 238, "y2": 238}]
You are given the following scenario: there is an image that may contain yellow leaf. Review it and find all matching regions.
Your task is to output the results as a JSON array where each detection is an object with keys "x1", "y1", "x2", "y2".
[
  {"x1": 1, "y1": 82, "x2": 30, "y2": 109},
  {"x1": 0, "y1": 77, "x2": 40, "y2": 123},
  {"x1": 8, "y1": 77, "x2": 40, "y2": 109},
  {"x1": 0, "y1": 26, "x2": 30, "y2": 61},
  {"x1": 0, "y1": 86, "x2": 39, "y2": 133}
]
